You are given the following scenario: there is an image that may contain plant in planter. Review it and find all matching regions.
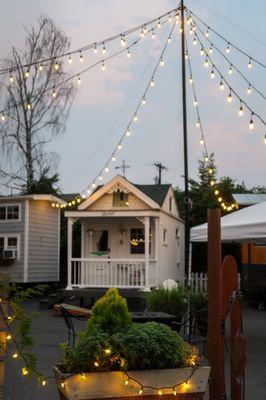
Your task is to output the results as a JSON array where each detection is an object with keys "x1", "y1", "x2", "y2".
[
  {"x1": 55, "y1": 288, "x2": 210, "y2": 400},
  {"x1": 146, "y1": 286, "x2": 188, "y2": 321}
]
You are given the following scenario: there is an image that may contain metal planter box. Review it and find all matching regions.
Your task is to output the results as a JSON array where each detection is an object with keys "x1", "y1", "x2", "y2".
[{"x1": 54, "y1": 365, "x2": 210, "y2": 400}]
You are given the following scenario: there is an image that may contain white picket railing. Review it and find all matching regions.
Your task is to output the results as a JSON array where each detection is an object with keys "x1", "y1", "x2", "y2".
[
  {"x1": 70, "y1": 258, "x2": 146, "y2": 288},
  {"x1": 190, "y1": 272, "x2": 208, "y2": 293}
]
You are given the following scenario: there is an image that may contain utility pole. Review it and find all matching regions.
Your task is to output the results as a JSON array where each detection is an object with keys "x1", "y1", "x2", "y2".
[
  {"x1": 180, "y1": 0, "x2": 190, "y2": 282},
  {"x1": 115, "y1": 160, "x2": 130, "y2": 178},
  {"x1": 153, "y1": 162, "x2": 167, "y2": 184}
]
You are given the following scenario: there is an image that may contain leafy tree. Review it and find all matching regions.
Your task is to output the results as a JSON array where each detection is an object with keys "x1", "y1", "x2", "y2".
[
  {"x1": 21, "y1": 167, "x2": 60, "y2": 195},
  {"x1": 0, "y1": 16, "x2": 76, "y2": 194}
]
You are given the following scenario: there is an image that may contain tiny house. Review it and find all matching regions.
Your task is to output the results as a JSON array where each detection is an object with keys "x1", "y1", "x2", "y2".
[
  {"x1": 0, "y1": 194, "x2": 63, "y2": 283},
  {"x1": 65, "y1": 175, "x2": 184, "y2": 291}
]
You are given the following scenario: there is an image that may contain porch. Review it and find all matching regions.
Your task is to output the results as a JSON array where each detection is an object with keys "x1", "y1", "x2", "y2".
[{"x1": 66, "y1": 212, "x2": 161, "y2": 290}]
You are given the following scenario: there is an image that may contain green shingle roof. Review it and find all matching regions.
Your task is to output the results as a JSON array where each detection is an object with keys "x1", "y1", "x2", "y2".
[{"x1": 135, "y1": 184, "x2": 171, "y2": 206}]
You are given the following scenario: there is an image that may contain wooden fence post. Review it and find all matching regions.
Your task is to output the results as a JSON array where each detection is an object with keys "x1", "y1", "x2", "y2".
[
  {"x1": 207, "y1": 209, "x2": 226, "y2": 399},
  {"x1": 0, "y1": 274, "x2": 10, "y2": 400}
]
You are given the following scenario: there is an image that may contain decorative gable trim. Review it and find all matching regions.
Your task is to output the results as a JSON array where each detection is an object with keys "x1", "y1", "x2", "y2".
[
  {"x1": 78, "y1": 175, "x2": 160, "y2": 211},
  {"x1": 107, "y1": 182, "x2": 129, "y2": 194}
]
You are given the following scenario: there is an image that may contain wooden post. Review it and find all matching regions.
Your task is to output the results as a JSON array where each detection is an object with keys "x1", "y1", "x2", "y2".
[
  {"x1": 144, "y1": 216, "x2": 150, "y2": 288},
  {"x1": 207, "y1": 209, "x2": 226, "y2": 399},
  {"x1": 0, "y1": 274, "x2": 10, "y2": 400}
]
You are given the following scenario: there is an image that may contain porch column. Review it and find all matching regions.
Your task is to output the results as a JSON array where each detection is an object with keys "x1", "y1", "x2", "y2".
[
  {"x1": 155, "y1": 217, "x2": 159, "y2": 286},
  {"x1": 144, "y1": 216, "x2": 150, "y2": 288},
  {"x1": 66, "y1": 217, "x2": 73, "y2": 289}
]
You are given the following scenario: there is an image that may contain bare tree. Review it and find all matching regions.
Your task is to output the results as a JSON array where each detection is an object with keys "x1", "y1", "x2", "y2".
[{"x1": 0, "y1": 16, "x2": 76, "y2": 194}]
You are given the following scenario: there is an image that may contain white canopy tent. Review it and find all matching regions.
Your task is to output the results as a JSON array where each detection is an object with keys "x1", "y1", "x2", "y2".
[{"x1": 190, "y1": 201, "x2": 266, "y2": 243}]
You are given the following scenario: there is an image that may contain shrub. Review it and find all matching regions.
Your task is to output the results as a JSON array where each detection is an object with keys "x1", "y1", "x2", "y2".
[
  {"x1": 87, "y1": 288, "x2": 132, "y2": 335},
  {"x1": 190, "y1": 292, "x2": 208, "y2": 314},
  {"x1": 146, "y1": 287, "x2": 188, "y2": 318},
  {"x1": 112, "y1": 322, "x2": 193, "y2": 370}
]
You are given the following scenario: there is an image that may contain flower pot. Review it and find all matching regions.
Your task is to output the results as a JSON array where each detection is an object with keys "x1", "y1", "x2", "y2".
[{"x1": 54, "y1": 365, "x2": 210, "y2": 400}]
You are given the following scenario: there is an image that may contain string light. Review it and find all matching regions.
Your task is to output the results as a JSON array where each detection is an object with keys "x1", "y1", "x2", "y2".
[
  {"x1": 118, "y1": 143, "x2": 122, "y2": 150},
  {"x1": 200, "y1": 47, "x2": 204, "y2": 56},
  {"x1": 125, "y1": 380, "x2": 129, "y2": 386},
  {"x1": 93, "y1": 44, "x2": 98, "y2": 54},
  {"x1": 189, "y1": 76, "x2": 193, "y2": 83},
  {"x1": 140, "y1": 28, "x2": 145, "y2": 38},
  {"x1": 189, "y1": 27, "x2": 193, "y2": 35},
  {"x1": 168, "y1": 15, "x2": 172, "y2": 23},
  {"x1": 54, "y1": 62, "x2": 59, "y2": 70},
  {"x1": 168, "y1": 36, "x2": 172, "y2": 43},
  {"x1": 210, "y1": 69, "x2": 215, "y2": 79},
  {"x1": 38, "y1": 64, "x2": 43, "y2": 71},
  {"x1": 77, "y1": 74, "x2": 81, "y2": 84},
  {"x1": 249, "y1": 113, "x2": 254, "y2": 130},
  {"x1": 227, "y1": 89, "x2": 232, "y2": 103},
  {"x1": 6, "y1": 334, "x2": 11, "y2": 340},
  {"x1": 143, "y1": 25, "x2": 148, "y2": 34},
  {"x1": 98, "y1": 175, "x2": 103, "y2": 181},
  {"x1": 228, "y1": 65, "x2": 233, "y2": 74},
  {"x1": 101, "y1": 61, "x2": 106, "y2": 71},
  {"x1": 264, "y1": 134, "x2": 266, "y2": 144},
  {"x1": 196, "y1": 119, "x2": 200, "y2": 128},
  {"x1": 13, "y1": 353, "x2": 18, "y2": 359},
  {"x1": 21, "y1": 367, "x2": 29, "y2": 376},
  {"x1": 105, "y1": 165, "x2": 109, "y2": 172},
  {"x1": 238, "y1": 101, "x2": 244, "y2": 116},
  {"x1": 193, "y1": 36, "x2": 197, "y2": 46},
  {"x1": 185, "y1": 50, "x2": 189, "y2": 59},
  {"x1": 25, "y1": 70, "x2": 30, "y2": 78},
  {"x1": 247, "y1": 84, "x2": 251, "y2": 94},
  {"x1": 209, "y1": 44, "x2": 213, "y2": 54},
  {"x1": 127, "y1": 48, "x2": 131, "y2": 58},
  {"x1": 120, "y1": 35, "x2": 126, "y2": 47},
  {"x1": 112, "y1": 155, "x2": 116, "y2": 162},
  {"x1": 126, "y1": 127, "x2": 131, "y2": 136},
  {"x1": 79, "y1": 52, "x2": 84, "y2": 63},
  {"x1": 102, "y1": 43, "x2": 106, "y2": 54},
  {"x1": 68, "y1": 55, "x2": 73, "y2": 64},
  {"x1": 200, "y1": 136, "x2": 204, "y2": 145},
  {"x1": 133, "y1": 113, "x2": 138, "y2": 122},
  {"x1": 226, "y1": 43, "x2": 230, "y2": 53},
  {"x1": 27, "y1": 103, "x2": 32, "y2": 110},
  {"x1": 142, "y1": 96, "x2": 146, "y2": 105},
  {"x1": 193, "y1": 99, "x2": 198, "y2": 106},
  {"x1": 248, "y1": 58, "x2": 253, "y2": 69},
  {"x1": 52, "y1": 89, "x2": 57, "y2": 98},
  {"x1": 158, "y1": 390, "x2": 163, "y2": 395},
  {"x1": 204, "y1": 58, "x2": 209, "y2": 67},
  {"x1": 157, "y1": 19, "x2": 162, "y2": 29},
  {"x1": 61, "y1": 382, "x2": 65, "y2": 389},
  {"x1": 1, "y1": 113, "x2": 5, "y2": 121},
  {"x1": 150, "y1": 77, "x2": 155, "y2": 86},
  {"x1": 160, "y1": 58, "x2": 165, "y2": 66},
  {"x1": 205, "y1": 27, "x2": 209, "y2": 37},
  {"x1": 41, "y1": 379, "x2": 47, "y2": 386},
  {"x1": 9, "y1": 74, "x2": 14, "y2": 83},
  {"x1": 152, "y1": 30, "x2": 156, "y2": 39},
  {"x1": 139, "y1": 388, "x2": 143, "y2": 395}
]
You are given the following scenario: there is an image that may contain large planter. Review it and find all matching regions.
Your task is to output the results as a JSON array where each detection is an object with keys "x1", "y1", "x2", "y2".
[{"x1": 54, "y1": 365, "x2": 210, "y2": 400}]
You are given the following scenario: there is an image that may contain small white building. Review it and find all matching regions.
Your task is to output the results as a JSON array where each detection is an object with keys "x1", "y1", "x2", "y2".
[
  {"x1": 0, "y1": 194, "x2": 63, "y2": 283},
  {"x1": 65, "y1": 175, "x2": 184, "y2": 290}
]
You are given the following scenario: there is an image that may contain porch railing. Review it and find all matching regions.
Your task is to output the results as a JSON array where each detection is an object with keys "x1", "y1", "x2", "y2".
[{"x1": 70, "y1": 258, "x2": 146, "y2": 288}]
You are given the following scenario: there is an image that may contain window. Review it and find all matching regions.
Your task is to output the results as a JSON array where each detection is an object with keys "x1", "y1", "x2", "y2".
[
  {"x1": 130, "y1": 228, "x2": 151, "y2": 254},
  {"x1": 0, "y1": 204, "x2": 20, "y2": 222},
  {"x1": 97, "y1": 231, "x2": 109, "y2": 252},
  {"x1": 113, "y1": 191, "x2": 129, "y2": 207},
  {"x1": 169, "y1": 197, "x2": 172, "y2": 212},
  {"x1": 163, "y1": 229, "x2": 168, "y2": 245},
  {"x1": 0, "y1": 235, "x2": 19, "y2": 260}
]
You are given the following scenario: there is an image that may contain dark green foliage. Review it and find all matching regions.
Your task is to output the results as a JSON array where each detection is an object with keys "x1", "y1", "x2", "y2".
[
  {"x1": 146, "y1": 287, "x2": 188, "y2": 318},
  {"x1": 190, "y1": 292, "x2": 208, "y2": 314},
  {"x1": 112, "y1": 322, "x2": 191, "y2": 370},
  {"x1": 21, "y1": 167, "x2": 61, "y2": 195},
  {"x1": 87, "y1": 288, "x2": 132, "y2": 335}
]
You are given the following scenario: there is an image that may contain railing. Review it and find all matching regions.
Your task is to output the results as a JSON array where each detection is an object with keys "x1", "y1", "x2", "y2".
[
  {"x1": 190, "y1": 272, "x2": 208, "y2": 293},
  {"x1": 70, "y1": 258, "x2": 146, "y2": 288}
]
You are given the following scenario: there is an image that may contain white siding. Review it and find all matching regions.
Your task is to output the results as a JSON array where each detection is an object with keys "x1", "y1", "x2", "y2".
[
  {"x1": 88, "y1": 193, "x2": 149, "y2": 211},
  {"x1": 161, "y1": 187, "x2": 179, "y2": 217},
  {"x1": 27, "y1": 200, "x2": 60, "y2": 282},
  {"x1": 0, "y1": 199, "x2": 25, "y2": 282}
]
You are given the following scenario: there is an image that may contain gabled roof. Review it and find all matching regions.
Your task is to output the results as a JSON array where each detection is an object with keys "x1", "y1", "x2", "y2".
[
  {"x1": 135, "y1": 184, "x2": 171, "y2": 207},
  {"x1": 78, "y1": 175, "x2": 172, "y2": 211}
]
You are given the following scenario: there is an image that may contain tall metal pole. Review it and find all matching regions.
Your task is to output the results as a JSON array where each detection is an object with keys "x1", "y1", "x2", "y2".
[{"x1": 180, "y1": 0, "x2": 190, "y2": 281}]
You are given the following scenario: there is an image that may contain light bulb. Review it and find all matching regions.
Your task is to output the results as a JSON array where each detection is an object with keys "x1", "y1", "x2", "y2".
[
  {"x1": 87, "y1": 188, "x2": 91, "y2": 194},
  {"x1": 142, "y1": 97, "x2": 146, "y2": 105},
  {"x1": 210, "y1": 70, "x2": 215, "y2": 79},
  {"x1": 92, "y1": 182, "x2": 96, "y2": 188},
  {"x1": 157, "y1": 19, "x2": 161, "y2": 29},
  {"x1": 101, "y1": 61, "x2": 106, "y2": 71},
  {"x1": 228, "y1": 65, "x2": 233, "y2": 74},
  {"x1": 175, "y1": 13, "x2": 179, "y2": 24},
  {"x1": 218, "y1": 197, "x2": 222, "y2": 203},
  {"x1": 118, "y1": 143, "x2": 122, "y2": 150},
  {"x1": 105, "y1": 165, "x2": 109, "y2": 172},
  {"x1": 143, "y1": 25, "x2": 147, "y2": 34},
  {"x1": 248, "y1": 58, "x2": 252, "y2": 69},
  {"x1": 220, "y1": 79, "x2": 224, "y2": 90},
  {"x1": 227, "y1": 91, "x2": 232, "y2": 103},
  {"x1": 249, "y1": 114, "x2": 254, "y2": 130},
  {"x1": 41, "y1": 380, "x2": 47, "y2": 386},
  {"x1": 185, "y1": 51, "x2": 188, "y2": 59},
  {"x1": 125, "y1": 380, "x2": 129, "y2": 386},
  {"x1": 200, "y1": 48, "x2": 204, "y2": 56},
  {"x1": 205, "y1": 156, "x2": 209, "y2": 162},
  {"x1": 247, "y1": 84, "x2": 251, "y2": 94},
  {"x1": 52, "y1": 89, "x2": 56, "y2": 98},
  {"x1": 189, "y1": 28, "x2": 193, "y2": 35},
  {"x1": 127, "y1": 49, "x2": 131, "y2": 58},
  {"x1": 168, "y1": 15, "x2": 172, "y2": 23},
  {"x1": 214, "y1": 189, "x2": 219, "y2": 195},
  {"x1": 22, "y1": 367, "x2": 29, "y2": 376},
  {"x1": 139, "y1": 389, "x2": 143, "y2": 395},
  {"x1": 99, "y1": 175, "x2": 103, "y2": 181},
  {"x1": 54, "y1": 62, "x2": 59, "y2": 70},
  {"x1": 160, "y1": 58, "x2": 165, "y2": 66},
  {"x1": 1, "y1": 113, "x2": 5, "y2": 121},
  {"x1": 77, "y1": 75, "x2": 81, "y2": 84},
  {"x1": 9, "y1": 74, "x2": 13, "y2": 83},
  {"x1": 226, "y1": 43, "x2": 230, "y2": 53},
  {"x1": 133, "y1": 114, "x2": 138, "y2": 122},
  {"x1": 39, "y1": 64, "x2": 43, "y2": 71},
  {"x1": 140, "y1": 28, "x2": 145, "y2": 38},
  {"x1": 150, "y1": 78, "x2": 155, "y2": 87},
  {"x1": 27, "y1": 103, "x2": 32, "y2": 110},
  {"x1": 68, "y1": 55, "x2": 73, "y2": 64},
  {"x1": 79, "y1": 52, "x2": 84, "y2": 63},
  {"x1": 126, "y1": 127, "x2": 131, "y2": 136},
  {"x1": 238, "y1": 102, "x2": 244, "y2": 116},
  {"x1": 264, "y1": 134, "x2": 266, "y2": 144},
  {"x1": 193, "y1": 37, "x2": 197, "y2": 46},
  {"x1": 179, "y1": 26, "x2": 183, "y2": 33},
  {"x1": 120, "y1": 35, "x2": 126, "y2": 47},
  {"x1": 173, "y1": 389, "x2": 177, "y2": 396},
  {"x1": 61, "y1": 382, "x2": 65, "y2": 389},
  {"x1": 93, "y1": 44, "x2": 98, "y2": 54},
  {"x1": 112, "y1": 155, "x2": 116, "y2": 162},
  {"x1": 158, "y1": 390, "x2": 162, "y2": 395},
  {"x1": 189, "y1": 76, "x2": 193, "y2": 84},
  {"x1": 6, "y1": 334, "x2": 11, "y2": 340},
  {"x1": 204, "y1": 58, "x2": 209, "y2": 67},
  {"x1": 193, "y1": 100, "x2": 198, "y2": 106},
  {"x1": 168, "y1": 36, "x2": 171, "y2": 43},
  {"x1": 102, "y1": 43, "x2": 106, "y2": 54},
  {"x1": 13, "y1": 353, "x2": 18, "y2": 359},
  {"x1": 152, "y1": 30, "x2": 156, "y2": 39},
  {"x1": 209, "y1": 45, "x2": 213, "y2": 54},
  {"x1": 200, "y1": 137, "x2": 204, "y2": 145},
  {"x1": 196, "y1": 119, "x2": 200, "y2": 128},
  {"x1": 25, "y1": 70, "x2": 30, "y2": 78},
  {"x1": 205, "y1": 28, "x2": 209, "y2": 37}
]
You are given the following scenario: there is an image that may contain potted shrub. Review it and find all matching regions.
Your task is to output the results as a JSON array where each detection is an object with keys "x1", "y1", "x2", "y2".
[{"x1": 54, "y1": 288, "x2": 210, "y2": 400}]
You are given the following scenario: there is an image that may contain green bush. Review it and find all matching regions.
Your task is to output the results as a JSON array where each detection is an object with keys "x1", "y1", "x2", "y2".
[
  {"x1": 87, "y1": 288, "x2": 132, "y2": 335},
  {"x1": 112, "y1": 322, "x2": 192, "y2": 370},
  {"x1": 146, "y1": 287, "x2": 188, "y2": 318},
  {"x1": 190, "y1": 292, "x2": 208, "y2": 314}
]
